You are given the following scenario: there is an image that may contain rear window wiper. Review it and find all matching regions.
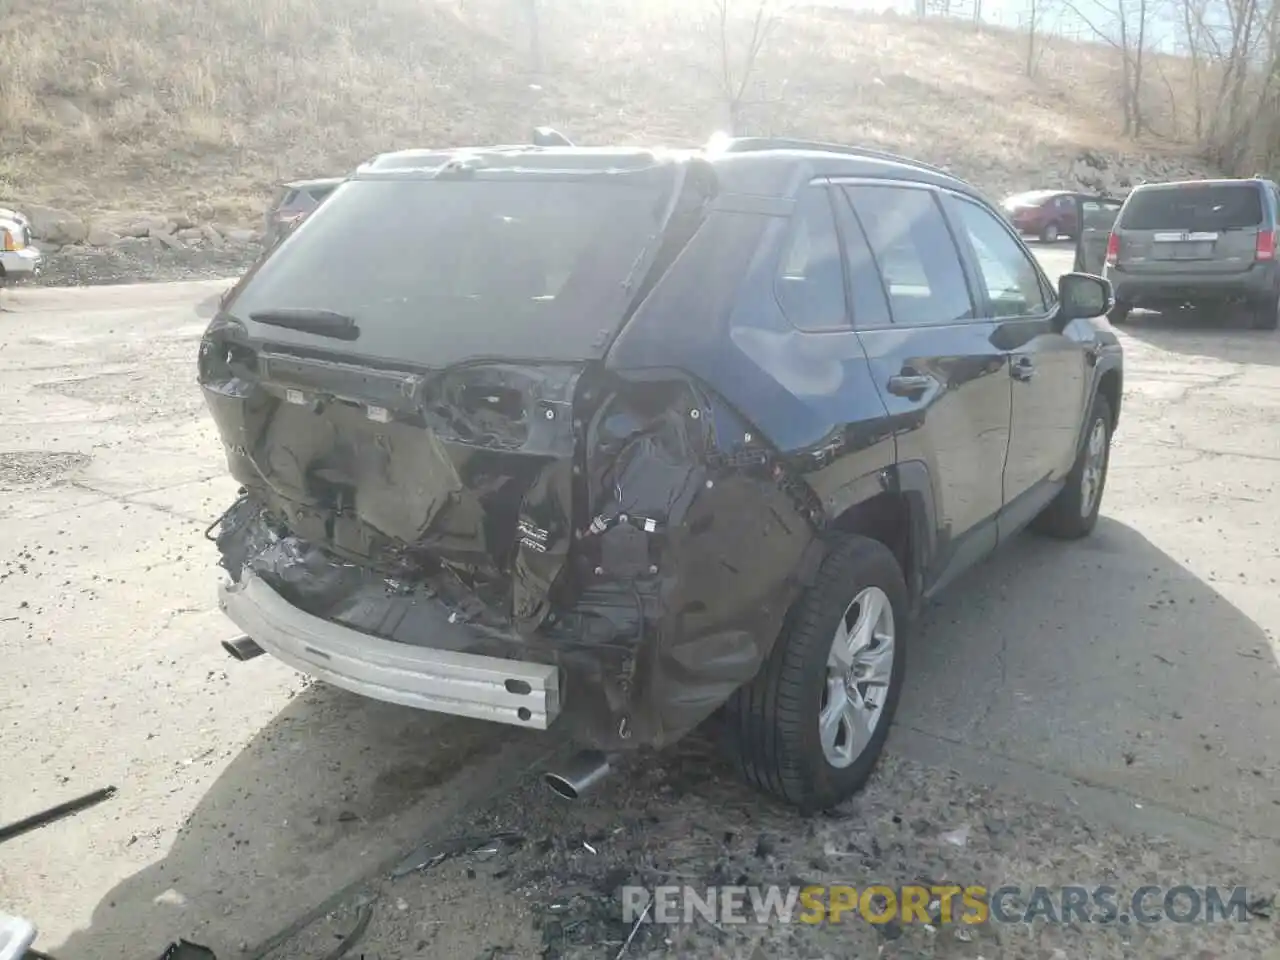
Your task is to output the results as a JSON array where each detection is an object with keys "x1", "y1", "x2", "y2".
[{"x1": 248, "y1": 308, "x2": 360, "y2": 341}]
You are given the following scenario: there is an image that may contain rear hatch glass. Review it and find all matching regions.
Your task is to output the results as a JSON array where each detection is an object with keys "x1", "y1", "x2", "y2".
[
  {"x1": 1117, "y1": 183, "x2": 1264, "y2": 267},
  {"x1": 1119, "y1": 183, "x2": 1262, "y2": 231},
  {"x1": 226, "y1": 174, "x2": 675, "y2": 366}
]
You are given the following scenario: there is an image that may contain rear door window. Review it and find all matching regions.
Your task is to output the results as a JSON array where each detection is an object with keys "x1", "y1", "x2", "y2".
[
  {"x1": 1082, "y1": 199, "x2": 1122, "y2": 231},
  {"x1": 842, "y1": 185, "x2": 975, "y2": 326},
  {"x1": 1119, "y1": 184, "x2": 1263, "y2": 231},
  {"x1": 832, "y1": 191, "x2": 892, "y2": 329},
  {"x1": 775, "y1": 187, "x2": 849, "y2": 331}
]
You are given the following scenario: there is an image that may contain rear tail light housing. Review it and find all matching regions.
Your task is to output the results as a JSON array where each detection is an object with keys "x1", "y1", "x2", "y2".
[
  {"x1": 1256, "y1": 229, "x2": 1276, "y2": 261},
  {"x1": 1104, "y1": 232, "x2": 1119, "y2": 267},
  {"x1": 1, "y1": 229, "x2": 16, "y2": 252}
]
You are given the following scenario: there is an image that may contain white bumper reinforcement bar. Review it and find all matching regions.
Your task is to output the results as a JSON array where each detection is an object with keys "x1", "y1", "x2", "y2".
[{"x1": 218, "y1": 573, "x2": 561, "y2": 729}]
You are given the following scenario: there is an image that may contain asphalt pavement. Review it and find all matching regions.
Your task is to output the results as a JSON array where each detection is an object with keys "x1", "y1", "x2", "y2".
[{"x1": 0, "y1": 250, "x2": 1277, "y2": 958}]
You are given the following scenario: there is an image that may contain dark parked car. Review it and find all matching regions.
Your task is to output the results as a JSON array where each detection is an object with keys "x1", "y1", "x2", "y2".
[
  {"x1": 1104, "y1": 178, "x2": 1280, "y2": 329},
  {"x1": 263, "y1": 176, "x2": 345, "y2": 247},
  {"x1": 1002, "y1": 189, "x2": 1082, "y2": 243},
  {"x1": 201, "y1": 135, "x2": 1123, "y2": 811}
]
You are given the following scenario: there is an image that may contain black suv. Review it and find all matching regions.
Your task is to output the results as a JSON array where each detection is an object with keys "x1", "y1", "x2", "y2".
[{"x1": 200, "y1": 135, "x2": 1124, "y2": 811}]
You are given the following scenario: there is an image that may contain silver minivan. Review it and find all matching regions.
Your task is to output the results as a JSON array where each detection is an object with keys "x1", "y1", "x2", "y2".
[{"x1": 1104, "y1": 178, "x2": 1280, "y2": 329}]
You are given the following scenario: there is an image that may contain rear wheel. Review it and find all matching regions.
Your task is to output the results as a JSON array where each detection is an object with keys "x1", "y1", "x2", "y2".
[
  {"x1": 1107, "y1": 301, "x2": 1131, "y2": 325},
  {"x1": 723, "y1": 536, "x2": 908, "y2": 812},
  {"x1": 1032, "y1": 394, "x2": 1113, "y2": 540},
  {"x1": 1039, "y1": 222, "x2": 1060, "y2": 243},
  {"x1": 1250, "y1": 292, "x2": 1279, "y2": 331}
]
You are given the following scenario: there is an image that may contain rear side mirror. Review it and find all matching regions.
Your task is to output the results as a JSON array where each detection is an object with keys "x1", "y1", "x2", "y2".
[{"x1": 1058, "y1": 272, "x2": 1113, "y2": 322}]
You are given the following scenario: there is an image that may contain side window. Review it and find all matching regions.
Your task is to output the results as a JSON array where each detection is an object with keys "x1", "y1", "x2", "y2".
[
  {"x1": 842, "y1": 185, "x2": 974, "y2": 326},
  {"x1": 948, "y1": 197, "x2": 1048, "y2": 318},
  {"x1": 775, "y1": 187, "x2": 848, "y2": 331},
  {"x1": 832, "y1": 192, "x2": 892, "y2": 328}
]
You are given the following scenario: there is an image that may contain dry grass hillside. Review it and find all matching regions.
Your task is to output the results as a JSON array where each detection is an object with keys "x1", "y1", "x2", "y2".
[{"x1": 0, "y1": 0, "x2": 1215, "y2": 223}]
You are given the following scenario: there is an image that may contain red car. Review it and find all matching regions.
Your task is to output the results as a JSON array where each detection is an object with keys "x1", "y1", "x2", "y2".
[{"x1": 1001, "y1": 189, "x2": 1080, "y2": 243}]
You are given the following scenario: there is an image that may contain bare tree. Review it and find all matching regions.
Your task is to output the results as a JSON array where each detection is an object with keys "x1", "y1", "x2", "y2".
[
  {"x1": 709, "y1": 0, "x2": 784, "y2": 134},
  {"x1": 525, "y1": 0, "x2": 543, "y2": 72},
  {"x1": 1025, "y1": 0, "x2": 1059, "y2": 77},
  {"x1": 1168, "y1": 0, "x2": 1278, "y2": 168},
  {"x1": 1061, "y1": 0, "x2": 1152, "y2": 135},
  {"x1": 1177, "y1": 0, "x2": 1210, "y2": 138}
]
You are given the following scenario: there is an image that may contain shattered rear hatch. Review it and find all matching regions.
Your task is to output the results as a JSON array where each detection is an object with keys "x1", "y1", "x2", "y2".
[
  {"x1": 204, "y1": 162, "x2": 677, "y2": 615},
  {"x1": 201, "y1": 153, "x2": 818, "y2": 747}
]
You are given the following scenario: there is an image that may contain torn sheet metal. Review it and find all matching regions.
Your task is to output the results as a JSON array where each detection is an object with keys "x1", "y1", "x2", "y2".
[{"x1": 204, "y1": 332, "x2": 821, "y2": 749}]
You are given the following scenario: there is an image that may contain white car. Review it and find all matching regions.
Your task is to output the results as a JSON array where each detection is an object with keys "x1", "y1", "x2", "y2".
[
  {"x1": 0, "y1": 207, "x2": 42, "y2": 286},
  {"x1": 0, "y1": 911, "x2": 36, "y2": 960}
]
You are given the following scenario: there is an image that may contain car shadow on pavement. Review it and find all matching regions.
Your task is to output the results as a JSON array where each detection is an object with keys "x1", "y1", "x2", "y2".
[
  {"x1": 44, "y1": 519, "x2": 1280, "y2": 959},
  {"x1": 1119, "y1": 306, "x2": 1280, "y2": 366},
  {"x1": 898, "y1": 516, "x2": 1280, "y2": 848},
  {"x1": 49, "y1": 682, "x2": 547, "y2": 960}
]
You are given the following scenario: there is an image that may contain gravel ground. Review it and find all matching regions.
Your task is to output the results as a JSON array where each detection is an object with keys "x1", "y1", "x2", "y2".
[
  {"x1": 4, "y1": 251, "x2": 1280, "y2": 960},
  {"x1": 20, "y1": 243, "x2": 260, "y2": 288},
  {"x1": 266, "y1": 734, "x2": 1278, "y2": 960}
]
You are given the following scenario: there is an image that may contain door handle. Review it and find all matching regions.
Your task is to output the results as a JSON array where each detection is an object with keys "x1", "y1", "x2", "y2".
[
  {"x1": 886, "y1": 372, "x2": 934, "y2": 398},
  {"x1": 1012, "y1": 356, "x2": 1035, "y2": 381}
]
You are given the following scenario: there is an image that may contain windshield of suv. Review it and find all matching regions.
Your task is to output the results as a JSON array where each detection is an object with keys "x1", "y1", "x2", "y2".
[
  {"x1": 1118, "y1": 183, "x2": 1263, "y2": 231},
  {"x1": 226, "y1": 174, "x2": 674, "y2": 365}
]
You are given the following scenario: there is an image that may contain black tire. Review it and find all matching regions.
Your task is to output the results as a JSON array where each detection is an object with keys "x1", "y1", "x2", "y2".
[
  {"x1": 1040, "y1": 222, "x2": 1060, "y2": 243},
  {"x1": 1251, "y1": 292, "x2": 1279, "y2": 331},
  {"x1": 1031, "y1": 394, "x2": 1113, "y2": 540},
  {"x1": 723, "y1": 535, "x2": 908, "y2": 812},
  {"x1": 1107, "y1": 302, "x2": 1131, "y2": 325}
]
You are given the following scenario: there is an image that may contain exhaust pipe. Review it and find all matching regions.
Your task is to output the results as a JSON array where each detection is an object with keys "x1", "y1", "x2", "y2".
[
  {"x1": 222, "y1": 635, "x2": 265, "y2": 662},
  {"x1": 543, "y1": 749, "x2": 613, "y2": 800}
]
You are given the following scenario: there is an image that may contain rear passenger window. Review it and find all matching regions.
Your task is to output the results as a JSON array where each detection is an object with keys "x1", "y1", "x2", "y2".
[
  {"x1": 842, "y1": 185, "x2": 974, "y2": 326},
  {"x1": 948, "y1": 197, "x2": 1048, "y2": 317},
  {"x1": 775, "y1": 187, "x2": 848, "y2": 331},
  {"x1": 833, "y1": 192, "x2": 892, "y2": 328}
]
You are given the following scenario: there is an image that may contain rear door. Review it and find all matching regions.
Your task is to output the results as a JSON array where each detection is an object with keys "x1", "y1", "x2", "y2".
[
  {"x1": 1076, "y1": 197, "x2": 1123, "y2": 273},
  {"x1": 838, "y1": 181, "x2": 1012, "y2": 595},
  {"x1": 1051, "y1": 194, "x2": 1078, "y2": 236},
  {"x1": 1114, "y1": 182, "x2": 1265, "y2": 275}
]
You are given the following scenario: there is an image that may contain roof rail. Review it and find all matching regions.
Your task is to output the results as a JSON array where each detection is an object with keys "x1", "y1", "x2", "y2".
[{"x1": 716, "y1": 137, "x2": 954, "y2": 178}]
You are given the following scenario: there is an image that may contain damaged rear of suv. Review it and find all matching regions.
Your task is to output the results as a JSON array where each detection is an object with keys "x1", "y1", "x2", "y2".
[{"x1": 202, "y1": 136, "x2": 1122, "y2": 811}]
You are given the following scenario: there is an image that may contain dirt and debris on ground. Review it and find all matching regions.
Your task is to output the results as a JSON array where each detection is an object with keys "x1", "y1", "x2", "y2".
[
  {"x1": 264, "y1": 735, "x2": 1280, "y2": 960},
  {"x1": 4, "y1": 256, "x2": 1280, "y2": 960}
]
